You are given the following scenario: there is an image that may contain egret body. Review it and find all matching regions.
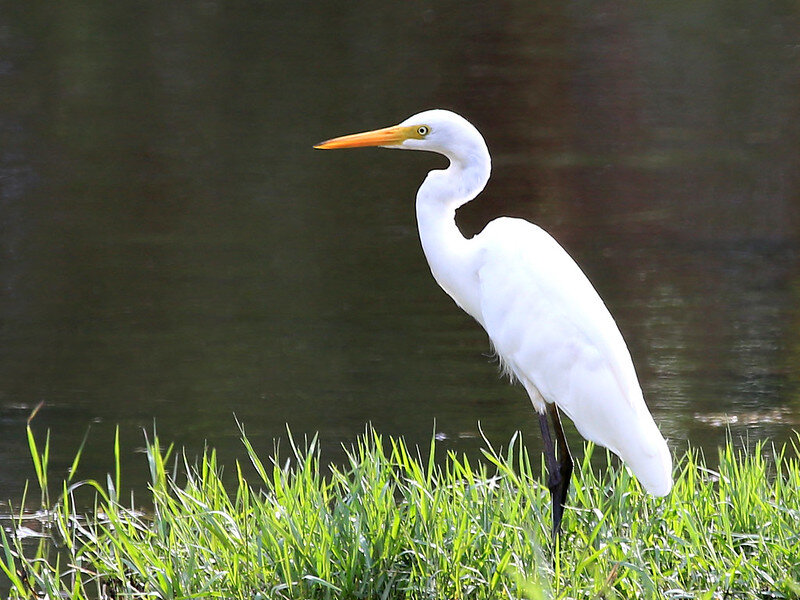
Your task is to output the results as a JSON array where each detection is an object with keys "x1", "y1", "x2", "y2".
[{"x1": 315, "y1": 109, "x2": 672, "y2": 534}]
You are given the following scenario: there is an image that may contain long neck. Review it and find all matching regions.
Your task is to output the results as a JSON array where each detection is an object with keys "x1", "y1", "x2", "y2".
[{"x1": 415, "y1": 150, "x2": 490, "y2": 321}]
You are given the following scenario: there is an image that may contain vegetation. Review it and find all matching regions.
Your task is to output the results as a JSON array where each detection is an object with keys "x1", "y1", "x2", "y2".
[{"x1": 2, "y1": 423, "x2": 800, "y2": 599}]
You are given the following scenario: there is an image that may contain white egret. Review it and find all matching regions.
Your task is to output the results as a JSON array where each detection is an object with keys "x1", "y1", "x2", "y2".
[{"x1": 315, "y1": 109, "x2": 672, "y2": 534}]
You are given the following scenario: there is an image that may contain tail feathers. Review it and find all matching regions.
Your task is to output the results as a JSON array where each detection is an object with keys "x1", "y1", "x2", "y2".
[
  {"x1": 620, "y1": 431, "x2": 673, "y2": 496},
  {"x1": 562, "y1": 401, "x2": 673, "y2": 496}
]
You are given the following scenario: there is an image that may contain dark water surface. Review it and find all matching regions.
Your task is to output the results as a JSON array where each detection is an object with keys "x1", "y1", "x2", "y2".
[{"x1": 2, "y1": 2, "x2": 800, "y2": 511}]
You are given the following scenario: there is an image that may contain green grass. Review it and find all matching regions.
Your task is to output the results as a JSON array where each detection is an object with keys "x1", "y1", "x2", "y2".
[{"x1": 2, "y1": 422, "x2": 800, "y2": 599}]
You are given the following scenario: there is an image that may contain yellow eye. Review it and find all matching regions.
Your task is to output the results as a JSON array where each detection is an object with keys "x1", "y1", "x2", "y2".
[{"x1": 417, "y1": 125, "x2": 429, "y2": 136}]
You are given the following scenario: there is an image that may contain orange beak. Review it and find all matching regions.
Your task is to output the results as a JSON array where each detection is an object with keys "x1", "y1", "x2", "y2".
[{"x1": 314, "y1": 125, "x2": 410, "y2": 150}]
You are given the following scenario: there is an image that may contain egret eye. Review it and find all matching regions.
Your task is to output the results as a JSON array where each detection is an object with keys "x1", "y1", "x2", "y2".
[{"x1": 417, "y1": 125, "x2": 429, "y2": 136}]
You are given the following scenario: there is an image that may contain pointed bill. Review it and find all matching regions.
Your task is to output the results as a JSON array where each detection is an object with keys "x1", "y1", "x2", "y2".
[{"x1": 314, "y1": 125, "x2": 411, "y2": 150}]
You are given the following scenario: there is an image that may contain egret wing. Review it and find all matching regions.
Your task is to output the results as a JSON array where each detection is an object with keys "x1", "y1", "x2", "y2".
[{"x1": 473, "y1": 217, "x2": 672, "y2": 495}]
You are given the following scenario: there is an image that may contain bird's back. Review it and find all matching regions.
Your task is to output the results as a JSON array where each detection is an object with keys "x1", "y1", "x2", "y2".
[{"x1": 470, "y1": 217, "x2": 672, "y2": 496}]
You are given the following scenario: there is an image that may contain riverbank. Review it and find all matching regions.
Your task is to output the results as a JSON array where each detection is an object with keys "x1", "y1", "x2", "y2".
[{"x1": 2, "y1": 424, "x2": 799, "y2": 599}]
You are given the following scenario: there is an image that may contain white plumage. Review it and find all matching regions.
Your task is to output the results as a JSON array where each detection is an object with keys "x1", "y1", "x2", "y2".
[
  {"x1": 473, "y1": 218, "x2": 672, "y2": 496},
  {"x1": 316, "y1": 109, "x2": 673, "y2": 532}
]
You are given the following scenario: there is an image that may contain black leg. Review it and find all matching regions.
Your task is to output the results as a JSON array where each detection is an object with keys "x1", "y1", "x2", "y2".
[
  {"x1": 548, "y1": 403, "x2": 573, "y2": 532},
  {"x1": 538, "y1": 404, "x2": 573, "y2": 536}
]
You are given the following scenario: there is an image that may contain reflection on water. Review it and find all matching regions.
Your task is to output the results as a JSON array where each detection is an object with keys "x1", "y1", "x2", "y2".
[
  {"x1": 1, "y1": 2, "x2": 799, "y2": 510},
  {"x1": 693, "y1": 407, "x2": 794, "y2": 428}
]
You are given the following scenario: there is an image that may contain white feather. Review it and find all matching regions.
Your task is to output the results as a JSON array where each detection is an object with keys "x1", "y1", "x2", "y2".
[{"x1": 474, "y1": 218, "x2": 672, "y2": 495}]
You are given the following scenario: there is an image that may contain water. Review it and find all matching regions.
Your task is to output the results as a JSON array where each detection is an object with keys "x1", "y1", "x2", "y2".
[{"x1": 1, "y1": 2, "x2": 800, "y2": 511}]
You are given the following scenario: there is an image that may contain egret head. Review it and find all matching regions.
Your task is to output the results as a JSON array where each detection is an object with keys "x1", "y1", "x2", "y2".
[{"x1": 315, "y1": 109, "x2": 487, "y2": 162}]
